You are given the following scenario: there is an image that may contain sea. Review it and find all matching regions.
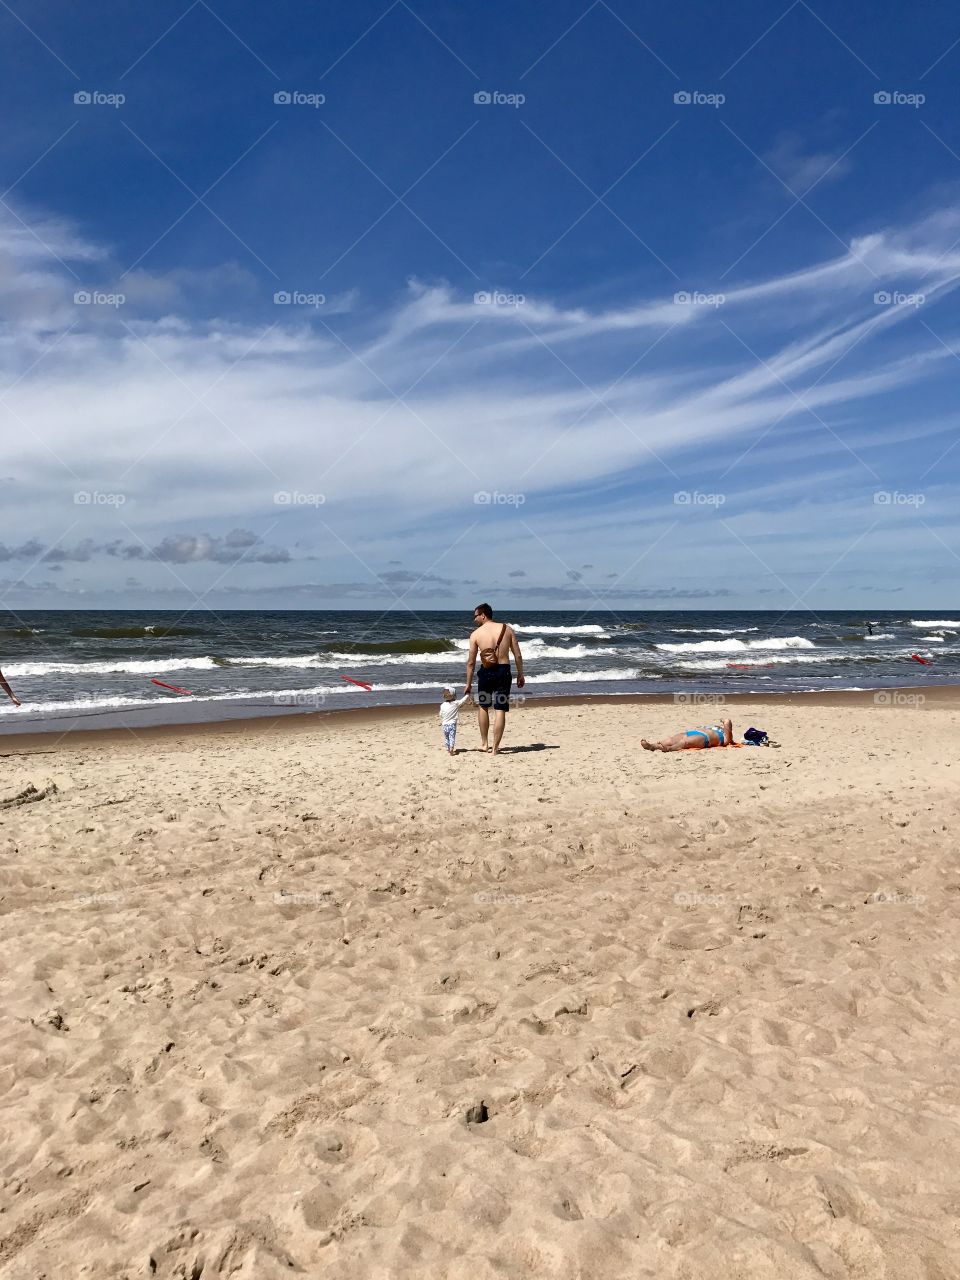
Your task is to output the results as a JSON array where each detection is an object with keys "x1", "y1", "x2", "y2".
[{"x1": 0, "y1": 609, "x2": 955, "y2": 734}]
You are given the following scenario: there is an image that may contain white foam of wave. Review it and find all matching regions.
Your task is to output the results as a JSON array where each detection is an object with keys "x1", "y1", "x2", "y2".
[
  {"x1": 910, "y1": 620, "x2": 960, "y2": 627},
  {"x1": 865, "y1": 633, "x2": 895, "y2": 640},
  {"x1": 233, "y1": 641, "x2": 621, "y2": 668},
  {"x1": 10, "y1": 641, "x2": 629, "y2": 681},
  {"x1": 656, "y1": 636, "x2": 815, "y2": 654},
  {"x1": 668, "y1": 627, "x2": 761, "y2": 635},
  {"x1": 511, "y1": 623, "x2": 610, "y2": 635},
  {"x1": 525, "y1": 667, "x2": 638, "y2": 683},
  {"x1": 242, "y1": 651, "x2": 463, "y2": 668},
  {"x1": 0, "y1": 694, "x2": 159, "y2": 716},
  {"x1": 677, "y1": 654, "x2": 840, "y2": 670},
  {"x1": 0, "y1": 684, "x2": 339, "y2": 717},
  {"x1": 7, "y1": 656, "x2": 221, "y2": 678},
  {"x1": 230, "y1": 654, "x2": 328, "y2": 668}
]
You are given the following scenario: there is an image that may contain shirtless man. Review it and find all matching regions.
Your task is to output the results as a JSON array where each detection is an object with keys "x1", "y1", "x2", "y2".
[
  {"x1": 0, "y1": 668, "x2": 20, "y2": 707},
  {"x1": 464, "y1": 603, "x2": 524, "y2": 754}
]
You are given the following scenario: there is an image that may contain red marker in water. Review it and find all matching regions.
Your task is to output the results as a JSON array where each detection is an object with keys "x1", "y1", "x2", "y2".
[
  {"x1": 151, "y1": 678, "x2": 194, "y2": 696},
  {"x1": 340, "y1": 675, "x2": 373, "y2": 691},
  {"x1": 910, "y1": 653, "x2": 932, "y2": 666}
]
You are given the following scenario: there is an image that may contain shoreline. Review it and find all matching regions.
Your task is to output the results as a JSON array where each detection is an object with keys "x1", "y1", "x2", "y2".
[{"x1": 0, "y1": 681, "x2": 951, "y2": 754}]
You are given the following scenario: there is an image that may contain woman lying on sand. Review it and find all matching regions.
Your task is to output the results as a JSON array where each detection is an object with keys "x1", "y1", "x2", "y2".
[{"x1": 642, "y1": 718, "x2": 733, "y2": 751}]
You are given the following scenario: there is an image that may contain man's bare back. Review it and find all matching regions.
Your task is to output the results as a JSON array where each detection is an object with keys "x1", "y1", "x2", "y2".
[
  {"x1": 464, "y1": 604, "x2": 525, "y2": 754},
  {"x1": 469, "y1": 619, "x2": 515, "y2": 664}
]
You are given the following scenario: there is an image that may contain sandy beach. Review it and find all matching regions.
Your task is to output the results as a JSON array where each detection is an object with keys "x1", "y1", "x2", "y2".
[{"x1": 1, "y1": 691, "x2": 959, "y2": 1278}]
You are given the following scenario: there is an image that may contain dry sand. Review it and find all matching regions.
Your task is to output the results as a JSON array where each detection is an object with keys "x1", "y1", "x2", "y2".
[{"x1": 1, "y1": 693, "x2": 959, "y2": 1279}]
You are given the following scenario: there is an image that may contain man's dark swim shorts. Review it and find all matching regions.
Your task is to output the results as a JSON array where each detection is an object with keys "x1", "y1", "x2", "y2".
[{"x1": 476, "y1": 662, "x2": 512, "y2": 712}]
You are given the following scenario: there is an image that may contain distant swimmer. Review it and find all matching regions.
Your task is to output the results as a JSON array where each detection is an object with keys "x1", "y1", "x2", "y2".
[{"x1": 0, "y1": 667, "x2": 21, "y2": 707}]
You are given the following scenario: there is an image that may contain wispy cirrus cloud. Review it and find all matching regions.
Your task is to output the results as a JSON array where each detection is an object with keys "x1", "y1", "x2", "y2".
[{"x1": 3, "y1": 201, "x2": 960, "y2": 606}]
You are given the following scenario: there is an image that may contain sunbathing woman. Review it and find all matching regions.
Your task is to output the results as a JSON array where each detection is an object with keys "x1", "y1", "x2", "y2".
[{"x1": 642, "y1": 718, "x2": 733, "y2": 752}]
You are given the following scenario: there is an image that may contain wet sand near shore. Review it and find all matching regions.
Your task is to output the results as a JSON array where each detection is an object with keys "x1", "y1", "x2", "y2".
[{"x1": 0, "y1": 682, "x2": 953, "y2": 754}]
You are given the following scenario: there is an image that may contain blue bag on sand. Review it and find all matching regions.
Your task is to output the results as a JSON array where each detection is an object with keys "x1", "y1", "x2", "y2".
[{"x1": 743, "y1": 726, "x2": 769, "y2": 746}]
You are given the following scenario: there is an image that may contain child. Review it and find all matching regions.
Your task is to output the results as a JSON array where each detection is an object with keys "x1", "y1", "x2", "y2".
[{"x1": 438, "y1": 687, "x2": 472, "y2": 754}]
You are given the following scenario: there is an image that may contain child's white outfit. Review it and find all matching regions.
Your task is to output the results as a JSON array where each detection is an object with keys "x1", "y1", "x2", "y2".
[{"x1": 439, "y1": 694, "x2": 471, "y2": 750}]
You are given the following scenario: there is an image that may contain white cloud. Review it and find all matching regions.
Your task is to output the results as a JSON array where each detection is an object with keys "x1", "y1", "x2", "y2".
[{"x1": 2, "y1": 201, "x2": 960, "y2": 605}]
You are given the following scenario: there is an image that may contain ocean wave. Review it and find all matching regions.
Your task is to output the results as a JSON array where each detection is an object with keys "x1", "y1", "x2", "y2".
[
  {"x1": 668, "y1": 627, "x2": 761, "y2": 635},
  {"x1": 655, "y1": 636, "x2": 816, "y2": 654},
  {"x1": 677, "y1": 654, "x2": 848, "y2": 670},
  {"x1": 320, "y1": 638, "x2": 454, "y2": 655},
  {"x1": 910, "y1": 619, "x2": 960, "y2": 627},
  {"x1": 525, "y1": 667, "x2": 638, "y2": 683},
  {"x1": 69, "y1": 625, "x2": 201, "y2": 639},
  {"x1": 865, "y1": 633, "x2": 895, "y2": 640},
  {"x1": 6, "y1": 656, "x2": 221, "y2": 678},
  {"x1": 13, "y1": 646, "x2": 628, "y2": 679},
  {"x1": 366, "y1": 668, "x2": 642, "y2": 686},
  {"x1": 0, "y1": 695, "x2": 162, "y2": 715},
  {"x1": 0, "y1": 684, "x2": 337, "y2": 717},
  {"x1": 229, "y1": 642, "x2": 621, "y2": 668},
  {"x1": 512, "y1": 624, "x2": 611, "y2": 636}
]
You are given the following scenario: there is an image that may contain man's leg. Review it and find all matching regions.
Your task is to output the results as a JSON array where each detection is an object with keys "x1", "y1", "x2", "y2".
[
  {"x1": 491, "y1": 709, "x2": 506, "y2": 753},
  {"x1": 478, "y1": 705, "x2": 490, "y2": 749}
]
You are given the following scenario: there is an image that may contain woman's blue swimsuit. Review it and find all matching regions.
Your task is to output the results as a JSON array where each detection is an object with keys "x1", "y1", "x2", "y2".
[{"x1": 686, "y1": 726, "x2": 724, "y2": 747}]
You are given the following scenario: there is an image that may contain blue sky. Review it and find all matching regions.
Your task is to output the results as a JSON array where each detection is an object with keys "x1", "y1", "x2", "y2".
[{"x1": 2, "y1": 0, "x2": 960, "y2": 609}]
